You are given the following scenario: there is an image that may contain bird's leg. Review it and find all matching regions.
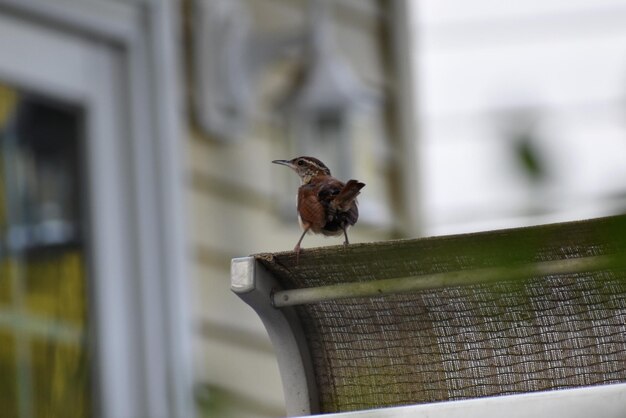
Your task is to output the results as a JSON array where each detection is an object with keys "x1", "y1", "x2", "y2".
[
  {"x1": 294, "y1": 226, "x2": 310, "y2": 263},
  {"x1": 342, "y1": 227, "x2": 350, "y2": 246}
]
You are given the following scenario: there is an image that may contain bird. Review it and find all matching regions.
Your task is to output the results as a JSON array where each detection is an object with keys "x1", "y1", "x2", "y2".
[{"x1": 272, "y1": 156, "x2": 365, "y2": 258}]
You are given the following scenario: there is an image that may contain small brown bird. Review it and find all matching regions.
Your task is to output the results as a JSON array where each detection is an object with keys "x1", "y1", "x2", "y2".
[{"x1": 273, "y1": 156, "x2": 365, "y2": 257}]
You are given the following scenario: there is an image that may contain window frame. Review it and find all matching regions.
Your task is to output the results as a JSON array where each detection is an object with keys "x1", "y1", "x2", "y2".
[{"x1": 0, "y1": 1, "x2": 193, "y2": 417}]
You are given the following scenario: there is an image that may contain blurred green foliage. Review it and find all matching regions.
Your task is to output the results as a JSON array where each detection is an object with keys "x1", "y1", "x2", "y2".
[
  {"x1": 0, "y1": 253, "x2": 91, "y2": 418},
  {"x1": 514, "y1": 133, "x2": 546, "y2": 183}
]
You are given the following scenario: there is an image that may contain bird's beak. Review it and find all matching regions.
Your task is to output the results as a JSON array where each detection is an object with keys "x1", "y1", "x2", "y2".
[{"x1": 272, "y1": 159, "x2": 294, "y2": 169}]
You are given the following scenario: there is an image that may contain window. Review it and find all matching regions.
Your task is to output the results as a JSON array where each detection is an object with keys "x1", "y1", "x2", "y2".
[
  {"x1": 0, "y1": 83, "x2": 90, "y2": 417},
  {"x1": 0, "y1": 4, "x2": 192, "y2": 416}
]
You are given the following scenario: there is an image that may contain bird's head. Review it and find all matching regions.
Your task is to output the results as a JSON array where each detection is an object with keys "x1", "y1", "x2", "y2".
[{"x1": 272, "y1": 156, "x2": 331, "y2": 184}]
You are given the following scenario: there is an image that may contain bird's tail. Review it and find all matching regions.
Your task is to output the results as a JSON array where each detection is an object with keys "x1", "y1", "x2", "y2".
[{"x1": 331, "y1": 180, "x2": 365, "y2": 212}]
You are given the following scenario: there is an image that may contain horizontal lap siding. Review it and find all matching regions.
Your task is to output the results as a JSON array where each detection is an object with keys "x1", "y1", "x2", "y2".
[{"x1": 185, "y1": 0, "x2": 393, "y2": 416}]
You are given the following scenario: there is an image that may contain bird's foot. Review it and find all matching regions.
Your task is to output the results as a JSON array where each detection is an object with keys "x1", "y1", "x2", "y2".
[
  {"x1": 294, "y1": 244, "x2": 302, "y2": 264},
  {"x1": 342, "y1": 228, "x2": 350, "y2": 246}
]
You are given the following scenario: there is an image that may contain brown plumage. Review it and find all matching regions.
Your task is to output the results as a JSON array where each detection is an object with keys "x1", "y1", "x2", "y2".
[{"x1": 272, "y1": 156, "x2": 365, "y2": 257}]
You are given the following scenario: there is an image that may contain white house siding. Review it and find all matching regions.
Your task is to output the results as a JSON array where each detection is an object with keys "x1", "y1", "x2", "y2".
[
  {"x1": 184, "y1": 1, "x2": 402, "y2": 416},
  {"x1": 416, "y1": 0, "x2": 626, "y2": 235}
]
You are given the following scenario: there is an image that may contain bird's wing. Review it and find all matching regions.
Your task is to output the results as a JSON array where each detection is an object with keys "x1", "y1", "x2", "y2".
[
  {"x1": 297, "y1": 184, "x2": 327, "y2": 232},
  {"x1": 317, "y1": 178, "x2": 344, "y2": 205}
]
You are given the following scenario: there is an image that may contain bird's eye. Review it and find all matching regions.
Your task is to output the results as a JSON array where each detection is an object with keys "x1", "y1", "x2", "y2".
[{"x1": 297, "y1": 160, "x2": 304, "y2": 166}]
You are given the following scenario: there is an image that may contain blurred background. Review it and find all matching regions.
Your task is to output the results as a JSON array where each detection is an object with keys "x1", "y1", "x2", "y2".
[
  {"x1": 418, "y1": 0, "x2": 626, "y2": 235},
  {"x1": 1, "y1": 0, "x2": 625, "y2": 417}
]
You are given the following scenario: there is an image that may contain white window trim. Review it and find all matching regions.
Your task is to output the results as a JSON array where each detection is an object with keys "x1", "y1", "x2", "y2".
[{"x1": 0, "y1": 1, "x2": 193, "y2": 417}]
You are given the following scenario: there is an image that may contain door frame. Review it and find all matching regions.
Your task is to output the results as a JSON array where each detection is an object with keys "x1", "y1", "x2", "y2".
[{"x1": 0, "y1": 1, "x2": 192, "y2": 417}]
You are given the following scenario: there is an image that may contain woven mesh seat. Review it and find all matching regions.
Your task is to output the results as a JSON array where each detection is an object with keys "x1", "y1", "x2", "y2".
[{"x1": 235, "y1": 215, "x2": 626, "y2": 415}]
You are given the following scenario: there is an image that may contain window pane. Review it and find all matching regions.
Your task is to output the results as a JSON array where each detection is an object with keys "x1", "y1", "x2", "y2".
[
  {"x1": 0, "y1": 259, "x2": 12, "y2": 305},
  {"x1": 0, "y1": 82, "x2": 91, "y2": 417},
  {"x1": 31, "y1": 337, "x2": 90, "y2": 418},
  {"x1": 0, "y1": 331, "x2": 18, "y2": 418},
  {"x1": 24, "y1": 251, "x2": 87, "y2": 326}
]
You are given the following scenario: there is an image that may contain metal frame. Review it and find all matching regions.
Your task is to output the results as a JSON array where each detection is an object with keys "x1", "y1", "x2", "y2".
[
  {"x1": 319, "y1": 383, "x2": 626, "y2": 418},
  {"x1": 232, "y1": 253, "x2": 626, "y2": 418},
  {"x1": 272, "y1": 254, "x2": 615, "y2": 307},
  {"x1": 0, "y1": 1, "x2": 193, "y2": 417},
  {"x1": 231, "y1": 257, "x2": 320, "y2": 416},
  {"x1": 231, "y1": 256, "x2": 626, "y2": 418}
]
